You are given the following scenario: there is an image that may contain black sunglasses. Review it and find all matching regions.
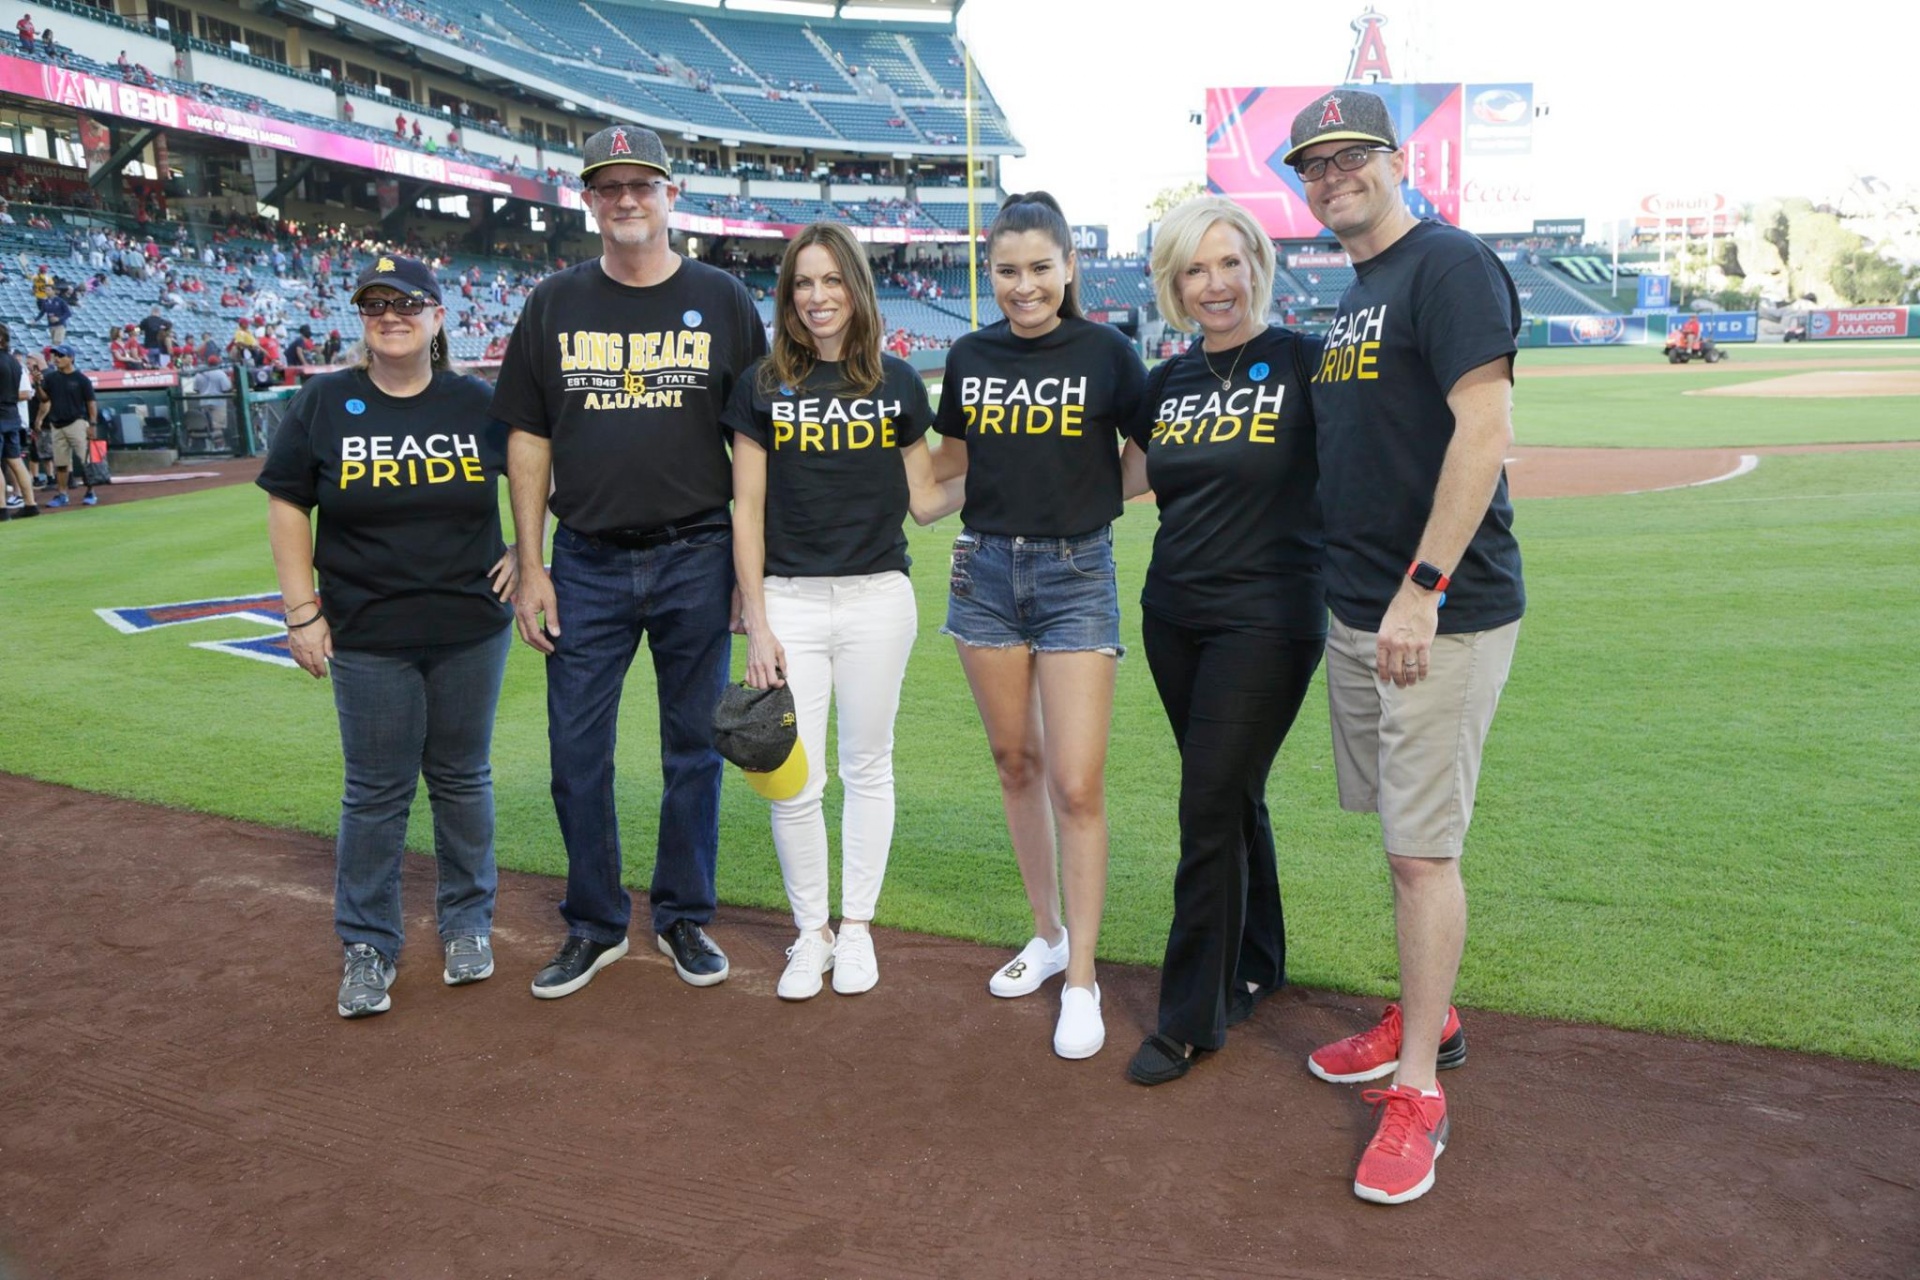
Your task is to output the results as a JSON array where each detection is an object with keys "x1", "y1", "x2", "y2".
[{"x1": 356, "y1": 297, "x2": 431, "y2": 317}]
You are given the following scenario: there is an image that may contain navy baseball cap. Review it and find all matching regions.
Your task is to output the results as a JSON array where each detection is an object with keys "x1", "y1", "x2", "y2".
[
  {"x1": 50, "y1": 343, "x2": 74, "y2": 358},
  {"x1": 350, "y1": 254, "x2": 442, "y2": 305}
]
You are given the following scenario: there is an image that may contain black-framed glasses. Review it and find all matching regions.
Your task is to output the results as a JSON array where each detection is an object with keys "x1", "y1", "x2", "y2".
[
  {"x1": 588, "y1": 178, "x2": 669, "y2": 201},
  {"x1": 356, "y1": 296, "x2": 430, "y2": 317},
  {"x1": 1294, "y1": 145, "x2": 1395, "y2": 183}
]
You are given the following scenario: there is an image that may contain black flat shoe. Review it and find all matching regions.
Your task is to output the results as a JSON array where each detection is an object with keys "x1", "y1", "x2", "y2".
[
  {"x1": 1227, "y1": 982, "x2": 1280, "y2": 1028},
  {"x1": 1126, "y1": 1033, "x2": 1202, "y2": 1086}
]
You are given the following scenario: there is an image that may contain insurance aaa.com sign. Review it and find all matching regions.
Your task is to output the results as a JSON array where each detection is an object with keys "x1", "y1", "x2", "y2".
[{"x1": 1805, "y1": 307, "x2": 1916, "y2": 340}]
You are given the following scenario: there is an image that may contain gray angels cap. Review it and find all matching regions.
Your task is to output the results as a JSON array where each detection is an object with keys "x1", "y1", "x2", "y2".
[
  {"x1": 1282, "y1": 89, "x2": 1399, "y2": 166},
  {"x1": 711, "y1": 682, "x2": 797, "y2": 773},
  {"x1": 580, "y1": 123, "x2": 671, "y2": 180}
]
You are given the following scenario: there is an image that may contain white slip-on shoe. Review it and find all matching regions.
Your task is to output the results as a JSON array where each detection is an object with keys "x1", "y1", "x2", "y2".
[
  {"x1": 988, "y1": 930, "x2": 1069, "y2": 998},
  {"x1": 1053, "y1": 983, "x2": 1105, "y2": 1059},
  {"x1": 831, "y1": 928, "x2": 878, "y2": 995},
  {"x1": 777, "y1": 930, "x2": 835, "y2": 1001}
]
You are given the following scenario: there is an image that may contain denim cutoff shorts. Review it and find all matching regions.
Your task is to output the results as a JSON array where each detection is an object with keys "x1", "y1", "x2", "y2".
[{"x1": 941, "y1": 526, "x2": 1123, "y2": 656}]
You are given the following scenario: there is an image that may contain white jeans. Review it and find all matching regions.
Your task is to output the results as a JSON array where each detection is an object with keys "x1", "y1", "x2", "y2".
[{"x1": 762, "y1": 571, "x2": 919, "y2": 932}]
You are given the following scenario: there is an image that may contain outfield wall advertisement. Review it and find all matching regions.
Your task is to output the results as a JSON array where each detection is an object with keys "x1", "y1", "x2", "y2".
[
  {"x1": 1806, "y1": 307, "x2": 1915, "y2": 340},
  {"x1": 1205, "y1": 82, "x2": 1535, "y2": 238}
]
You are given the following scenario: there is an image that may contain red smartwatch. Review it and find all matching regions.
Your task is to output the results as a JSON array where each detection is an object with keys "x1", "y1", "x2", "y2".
[{"x1": 1407, "y1": 560, "x2": 1451, "y2": 593}]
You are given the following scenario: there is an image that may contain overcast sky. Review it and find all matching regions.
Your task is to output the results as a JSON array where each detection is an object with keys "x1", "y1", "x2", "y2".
[{"x1": 957, "y1": 0, "x2": 1917, "y2": 246}]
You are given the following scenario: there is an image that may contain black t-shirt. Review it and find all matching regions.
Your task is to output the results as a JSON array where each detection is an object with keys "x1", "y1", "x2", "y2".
[
  {"x1": 0, "y1": 349, "x2": 19, "y2": 417},
  {"x1": 1310, "y1": 219, "x2": 1526, "y2": 633},
  {"x1": 138, "y1": 314, "x2": 170, "y2": 347},
  {"x1": 41, "y1": 368, "x2": 93, "y2": 424},
  {"x1": 1128, "y1": 326, "x2": 1326, "y2": 638},
  {"x1": 932, "y1": 317, "x2": 1146, "y2": 537},
  {"x1": 722, "y1": 355, "x2": 933, "y2": 578},
  {"x1": 255, "y1": 368, "x2": 511, "y2": 650},
  {"x1": 488, "y1": 256, "x2": 768, "y2": 534}
]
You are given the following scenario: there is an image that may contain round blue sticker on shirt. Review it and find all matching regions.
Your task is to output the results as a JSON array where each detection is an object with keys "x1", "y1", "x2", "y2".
[
  {"x1": 1247, "y1": 362, "x2": 1270, "y2": 382},
  {"x1": 777, "y1": 384, "x2": 793, "y2": 397},
  {"x1": 345, "y1": 398, "x2": 367, "y2": 415},
  {"x1": 683, "y1": 309, "x2": 703, "y2": 327}
]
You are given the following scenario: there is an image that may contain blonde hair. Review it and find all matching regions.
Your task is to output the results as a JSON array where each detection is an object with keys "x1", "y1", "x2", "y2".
[{"x1": 1151, "y1": 196, "x2": 1277, "y2": 334}]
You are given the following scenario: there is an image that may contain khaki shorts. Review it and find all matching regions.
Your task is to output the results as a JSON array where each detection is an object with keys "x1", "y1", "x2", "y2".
[
  {"x1": 1326, "y1": 616, "x2": 1520, "y2": 859},
  {"x1": 50, "y1": 421, "x2": 90, "y2": 470}
]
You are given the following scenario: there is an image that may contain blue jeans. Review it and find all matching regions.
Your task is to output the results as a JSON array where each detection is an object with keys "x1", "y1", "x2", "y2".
[
  {"x1": 330, "y1": 626, "x2": 511, "y2": 960},
  {"x1": 546, "y1": 521, "x2": 734, "y2": 942}
]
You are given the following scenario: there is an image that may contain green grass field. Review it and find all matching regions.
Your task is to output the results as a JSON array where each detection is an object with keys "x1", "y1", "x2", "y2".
[{"x1": 4, "y1": 353, "x2": 1917, "y2": 1068}]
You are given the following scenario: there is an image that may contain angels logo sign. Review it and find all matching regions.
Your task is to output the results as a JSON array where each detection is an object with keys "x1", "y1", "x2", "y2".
[
  {"x1": 1319, "y1": 96, "x2": 1345, "y2": 128},
  {"x1": 1345, "y1": 8, "x2": 1393, "y2": 84},
  {"x1": 98, "y1": 594, "x2": 307, "y2": 668}
]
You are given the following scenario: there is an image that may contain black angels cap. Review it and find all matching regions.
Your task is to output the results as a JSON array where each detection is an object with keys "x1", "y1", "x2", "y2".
[{"x1": 580, "y1": 123, "x2": 671, "y2": 180}]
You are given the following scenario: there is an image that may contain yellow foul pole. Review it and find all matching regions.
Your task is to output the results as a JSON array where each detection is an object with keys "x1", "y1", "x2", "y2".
[{"x1": 965, "y1": 43, "x2": 978, "y2": 330}]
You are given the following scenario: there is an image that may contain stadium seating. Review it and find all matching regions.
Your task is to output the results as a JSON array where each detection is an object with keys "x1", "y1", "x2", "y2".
[
  {"x1": 808, "y1": 100, "x2": 919, "y2": 144},
  {"x1": 699, "y1": 14, "x2": 848, "y2": 91},
  {"x1": 830, "y1": 30, "x2": 931, "y2": 95},
  {"x1": 721, "y1": 92, "x2": 833, "y2": 139}
]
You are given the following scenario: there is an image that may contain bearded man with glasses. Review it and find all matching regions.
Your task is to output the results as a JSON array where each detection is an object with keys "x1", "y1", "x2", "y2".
[
  {"x1": 1287, "y1": 89, "x2": 1527, "y2": 1206},
  {"x1": 491, "y1": 123, "x2": 768, "y2": 1001}
]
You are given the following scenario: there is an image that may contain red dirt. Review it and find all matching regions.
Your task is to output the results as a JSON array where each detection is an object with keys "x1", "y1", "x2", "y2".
[{"x1": 1, "y1": 774, "x2": 1916, "y2": 1279}]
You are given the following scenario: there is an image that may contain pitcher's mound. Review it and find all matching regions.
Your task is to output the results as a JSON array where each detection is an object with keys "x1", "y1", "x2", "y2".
[{"x1": 1689, "y1": 370, "x2": 1920, "y2": 397}]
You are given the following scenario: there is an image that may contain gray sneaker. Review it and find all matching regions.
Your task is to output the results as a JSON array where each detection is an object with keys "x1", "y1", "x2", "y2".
[
  {"x1": 443, "y1": 934, "x2": 494, "y2": 986},
  {"x1": 337, "y1": 943, "x2": 396, "y2": 1019}
]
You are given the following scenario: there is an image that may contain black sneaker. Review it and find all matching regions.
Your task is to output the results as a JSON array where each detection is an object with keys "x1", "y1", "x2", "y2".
[
  {"x1": 530, "y1": 935, "x2": 629, "y2": 1000},
  {"x1": 1227, "y1": 981, "x2": 1280, "y2": 1028},
  {"x1": 655, "y1": 920, "x2": 729, "y2": 987}
]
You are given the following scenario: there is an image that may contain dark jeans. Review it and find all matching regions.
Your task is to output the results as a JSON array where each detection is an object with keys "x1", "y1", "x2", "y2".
[
  {"x1": 1141, "y1": 609, "x2": 1323, "y2": 1050},
  {"x1": 546, "y1": 521, "x2": 734, "y2": 942},
  {"x1": 330, "y1": 626, "x2": 511, "y2": 960}
]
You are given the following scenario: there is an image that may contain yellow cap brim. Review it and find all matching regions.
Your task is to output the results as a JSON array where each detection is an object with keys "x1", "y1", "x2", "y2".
[{"x1": 741, "y1": 739, "x2": 809, "y2": 801}]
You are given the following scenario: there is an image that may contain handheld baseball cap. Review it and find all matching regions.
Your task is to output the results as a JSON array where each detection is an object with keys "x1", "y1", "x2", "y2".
[
  {"x1": 711, "y1": 682, "x2": 808, "y2": 801},
  {"x1": 350, "y1": 253, "x2": 442, "y2": 305},
  {"x1": 1282, "y1": 89, "x2": 1400, "y2": 166},
  {"x1": 579, "y1": 123, "x2": 671, "y2": 181}
]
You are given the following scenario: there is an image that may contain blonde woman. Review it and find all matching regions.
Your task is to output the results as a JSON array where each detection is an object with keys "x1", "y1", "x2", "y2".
[
  {"x1": 259, "y1": 255, "x2": 515, "y2": 1019},
  {"x1": 724, "y1": 223, "x2": 960, "y2": 999},
  {"x1": 1118, "y1": 197, "x2": 1325, "y2": 1084}
]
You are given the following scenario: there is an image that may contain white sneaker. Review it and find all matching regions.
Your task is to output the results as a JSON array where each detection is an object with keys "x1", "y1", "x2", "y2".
[
  {"x1": 831, "y1": 928, "x2": 878, "y2": 995},
  {"x1": 1054, "y1": 983, "x2": 1105, "y2": 1059},
  {"x1": 988, "y1": 931, "x2": 1068, "y2": 998},
  {"x1": 777, "y1": 930, "x2": 834, "y2": 1001}
]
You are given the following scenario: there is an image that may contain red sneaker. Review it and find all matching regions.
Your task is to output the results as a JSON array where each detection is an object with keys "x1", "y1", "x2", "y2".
[
  {"x1": 1307, "y1": 1002, "x2": 1466, "y2": 1083},
  {"x1": 1353, "y1": 1084, "x2": 1449, "y2": 1204}
]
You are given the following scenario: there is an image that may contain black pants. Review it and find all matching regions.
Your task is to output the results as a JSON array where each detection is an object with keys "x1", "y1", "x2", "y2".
[{"x1": 1142, "y1": 609, "x2": 1323, "y2": 1050}]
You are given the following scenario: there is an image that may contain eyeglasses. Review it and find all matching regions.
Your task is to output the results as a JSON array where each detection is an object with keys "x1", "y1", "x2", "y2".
[
  {"x1": 356, "y1": 297, "x2": 431, "y2": 317},
  {"x1": 588, "y1": 178, "x2": 669, "y2": 201},
  {"x1": 1293, "y1": 145, "x2": 1395, "y2": 183}
]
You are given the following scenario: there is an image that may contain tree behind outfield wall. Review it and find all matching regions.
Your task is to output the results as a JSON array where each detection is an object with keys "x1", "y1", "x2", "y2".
[{"x1": 1829, "y1": 249, "x2": 1913, "y2": 305}]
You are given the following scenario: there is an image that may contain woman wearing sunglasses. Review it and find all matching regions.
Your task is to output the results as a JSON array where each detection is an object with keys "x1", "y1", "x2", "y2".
[{"x1": 259, "y1": 254, "x2": 517, "y2": 1020}]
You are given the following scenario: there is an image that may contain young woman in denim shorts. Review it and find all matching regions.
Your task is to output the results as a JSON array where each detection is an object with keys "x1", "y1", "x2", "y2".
[{"x1": 929, "y1": 193, "x2": 1148, "y2": 1060}]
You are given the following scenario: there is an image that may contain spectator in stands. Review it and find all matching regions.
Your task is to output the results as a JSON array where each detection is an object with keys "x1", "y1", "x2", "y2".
[
  {"x1": 230, "y1": 315, "x2": 259, "y2": 360},
  {"x1": 196, "y1": 333, "x2": 220, "y2": 367},
  {"x1": 41, "y1": 290, "x2": 72, "y2": 347},
  {"x1": 15, "y1": 13, "x2": 31, "y2": 52},
  {"x1": 31, "y1": 265, "x2": 51, "y2": 313},
  {"x1": 286, "y1": 325, "x2": 315, "y2": 369},
  {"x1": 395, "y1": 113, "x2": 407, "y2": 138},
  {"x1": 37, "y1": 26, "x2": 52, "y2": 57},
  {"x1": 0, "y1": 324, "x2": 36, "y2": 521},
  {"x1": 930, "y1": 193, "x2": 1147, "y2": 1061},
  {"x1": 116, "y1": 50, "x2": 130, "y2": 77},
  {"x1": 491, "y1": 123, "x2": 767, "y2": 1001},
  {"x1": 723, "y1": 221, "x2": 961, "y2": 1001},
  {"x1": 110, "y1": 327, "x2": 144, "y2": 370},
  {"x1": 138, "y1": 305, "x2": 172, "y2": 364},
  {"x1": 36, "y1": 345, "x2": 98, "y2": 508},
  {"x1": 411, "y1": 119, "x2": 422, "y2": 142},
  {"x1": 258, "y1": 253, "x2": 516, "y2": 1020},
  {"x1": 1112, "y1": 196, "x2": 1324, "y2": 1086},
  {"x1": 322, "y1": 330, "x2": 343, "y2": 364}
]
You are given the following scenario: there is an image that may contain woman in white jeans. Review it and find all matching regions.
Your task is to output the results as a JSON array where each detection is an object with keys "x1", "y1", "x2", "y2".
[{"x1": 724, "y1": 222, "x2": 962, "y2": 999}]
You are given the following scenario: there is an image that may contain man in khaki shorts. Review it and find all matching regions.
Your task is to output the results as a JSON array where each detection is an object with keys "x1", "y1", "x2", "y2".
[
  {"x1": 1287, "y1": 89, "x2": 1525, "y2": 1204},
  {"x1": 36, "y1": 344, "x2": 99, "y2": 508}
]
